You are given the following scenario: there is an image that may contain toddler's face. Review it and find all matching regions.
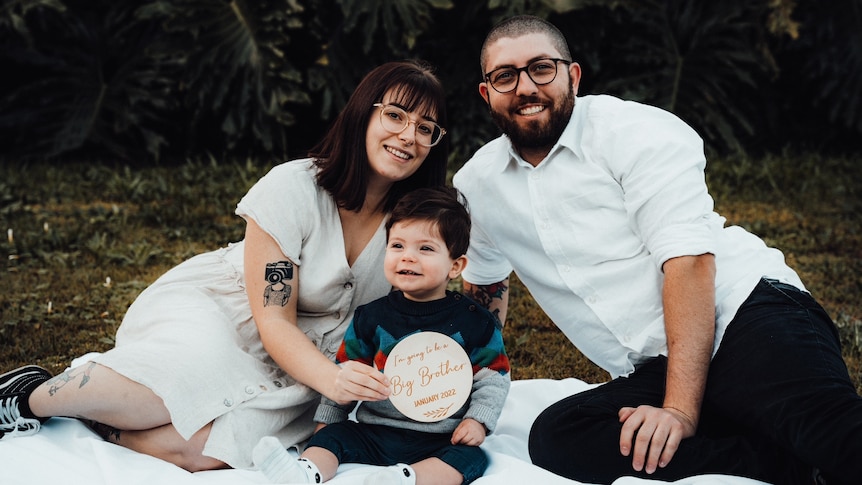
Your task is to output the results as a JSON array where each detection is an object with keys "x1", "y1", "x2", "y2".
[{"x1": 384, "y1": 219, "x2": 463, "y2": 302}]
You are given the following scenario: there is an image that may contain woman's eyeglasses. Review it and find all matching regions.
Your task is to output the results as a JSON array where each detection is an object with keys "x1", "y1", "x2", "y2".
[{"x1": 373, "y1": 103, "x2": 446, "y2": 148}]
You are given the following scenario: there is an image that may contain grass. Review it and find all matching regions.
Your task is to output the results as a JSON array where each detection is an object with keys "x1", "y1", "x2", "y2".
[{"x1": 1, "y1": 154, "x2": 861, "y2": 393}]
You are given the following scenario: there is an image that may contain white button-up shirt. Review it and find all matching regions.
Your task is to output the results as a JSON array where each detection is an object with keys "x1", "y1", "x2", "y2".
[{"x1": 454, "y1": 95, "x2": 803, "y2": 378}]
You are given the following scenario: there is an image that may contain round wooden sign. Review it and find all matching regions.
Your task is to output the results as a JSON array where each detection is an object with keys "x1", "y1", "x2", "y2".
[{"x1": 383, "y1": 332, "x2": 473, "y2": 422}]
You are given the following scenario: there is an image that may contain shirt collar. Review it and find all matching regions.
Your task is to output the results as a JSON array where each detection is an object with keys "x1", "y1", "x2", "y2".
[{"x1": 502, "y1": 136, "x2": 521, "y2": 172}]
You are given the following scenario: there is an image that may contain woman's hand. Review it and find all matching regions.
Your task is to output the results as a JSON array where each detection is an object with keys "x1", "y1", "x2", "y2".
[{"x1": 330, "y1": 361, "x2": 391, "y2": 405}]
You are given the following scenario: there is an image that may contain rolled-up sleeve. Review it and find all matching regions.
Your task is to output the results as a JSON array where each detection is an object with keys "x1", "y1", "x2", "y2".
[{"x1": 597, "y1": 101, "x2": 717, "y2": 269}]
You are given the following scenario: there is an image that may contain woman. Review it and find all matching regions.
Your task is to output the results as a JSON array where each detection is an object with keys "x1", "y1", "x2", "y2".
[{"x1": 0, "y1": 59, "x2": 449, "y2": 471}]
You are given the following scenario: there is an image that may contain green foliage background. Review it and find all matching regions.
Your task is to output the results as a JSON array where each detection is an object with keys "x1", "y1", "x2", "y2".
[
  {"x1": 0, "y1": 1, "x2": 860, "y2": 388},
  {"x1": 1, "y1": 0, "x2": 860, "y2": 165}
]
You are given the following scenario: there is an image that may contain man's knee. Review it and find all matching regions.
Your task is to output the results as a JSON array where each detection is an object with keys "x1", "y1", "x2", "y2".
[
  {"x1": 529, "y1": 404, "x2": 599, "y2": 474},
  {"x1": 527, "y1": 407, "x2": 554, "y2": 462},
  {"x1": 528, "y1": 394, "x2": 634, "y2": 483}
]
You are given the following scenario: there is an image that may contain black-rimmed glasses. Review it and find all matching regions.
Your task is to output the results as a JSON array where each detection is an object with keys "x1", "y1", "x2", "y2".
[
  {"x1": 373, "y1": 103, "x2": 446, "y2": 147},
  {"x1": 484, "y1": 58, "x2": 572, "y2": 94}
]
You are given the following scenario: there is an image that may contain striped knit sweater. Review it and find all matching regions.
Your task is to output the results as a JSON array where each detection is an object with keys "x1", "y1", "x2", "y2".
[{"x1": 314, "y1": 290, "x2": 511, "y2": 434}]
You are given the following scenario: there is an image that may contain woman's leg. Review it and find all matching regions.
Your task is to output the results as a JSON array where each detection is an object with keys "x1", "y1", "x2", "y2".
[
  {"x1": 29, "y1": 361, "x2": 170, "y2": 429},
  {"x1": 117, "y1": 422, "x2": 227, "y2": 472},
  {"x1": 28, "y1": 361, "x2": 225, "y2": 471}
]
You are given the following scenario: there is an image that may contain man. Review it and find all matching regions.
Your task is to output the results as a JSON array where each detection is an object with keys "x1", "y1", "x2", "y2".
[{"x1": 453, "y1": 14, "x2": 861, "y2": 485}]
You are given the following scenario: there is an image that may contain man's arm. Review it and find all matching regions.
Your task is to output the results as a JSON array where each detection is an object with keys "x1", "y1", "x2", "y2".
[
  {"x1": 462, "y1": 278, "x2": 510, "y2": 326},
  {"x1": 661, "y1": 254, "x2": 716, "y2": 429},
  {"x1": 618, "y1": 254, "x2": 716, "y2": 474}
]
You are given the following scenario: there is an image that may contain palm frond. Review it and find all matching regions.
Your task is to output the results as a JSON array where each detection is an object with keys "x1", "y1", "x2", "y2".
[
  {"x1": 337, "y1": 0, "x2": 448, "y2": 54},
  {"x1": 793, "y1": 0, "x2": 862, "y2": 132},
  {"x1": 139, "y1": 0, "x2": 309, "y2": 157},
  {"x1": 596, "y1": 0, "x2": 775, "y2": 153},
  {"x1": 0, "y1": 0, "x2": 65, "y2": 42},
  {"x1": 0, "y1": 2, "x2": 178, "y2": 162}
]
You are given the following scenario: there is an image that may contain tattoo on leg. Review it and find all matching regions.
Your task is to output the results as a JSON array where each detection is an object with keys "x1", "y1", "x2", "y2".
[
  {"x1": 263, "y1": 260, "x2": 293, "y2": 307},
  {"x1": 47, "y1": 361, "x2": 97, "y2": 396},
  {"x1": 81, "y1": 418, "x2": 122, "y2": 443}
]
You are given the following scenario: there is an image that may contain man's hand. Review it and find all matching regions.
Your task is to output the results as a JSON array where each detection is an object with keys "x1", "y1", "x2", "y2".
[
  {"x1": 626, "y1": 254, "x2": 713, "y2": 474},
  {"x1": 618, "y1": 405, "x2": 697, "y2": 474},
  {"x1": 451, "y1": 418, "x2": 486, "y2": 446}
]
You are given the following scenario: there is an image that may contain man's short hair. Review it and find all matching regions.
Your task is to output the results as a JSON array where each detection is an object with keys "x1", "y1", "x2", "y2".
[{"x1": 480, "y1": 15, "x2": 572, "y2": 75}]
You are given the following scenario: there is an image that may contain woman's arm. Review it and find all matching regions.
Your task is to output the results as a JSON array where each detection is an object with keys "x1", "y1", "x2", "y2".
[{"x1": 244, "y1": 219, "x2": 389, "y2": 404}]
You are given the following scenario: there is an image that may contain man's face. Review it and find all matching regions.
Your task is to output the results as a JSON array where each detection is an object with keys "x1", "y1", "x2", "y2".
[{"x1": 479, "y1": 33, "x2": 580, "y2": 153}]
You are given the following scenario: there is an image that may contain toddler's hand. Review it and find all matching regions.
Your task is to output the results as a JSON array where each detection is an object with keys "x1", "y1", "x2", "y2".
[{"x1": 451, "y1": 418, "x2": 486, "y2": 446}]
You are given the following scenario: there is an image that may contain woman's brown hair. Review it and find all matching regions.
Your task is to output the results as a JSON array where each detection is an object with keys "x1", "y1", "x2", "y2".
[{"x1": 311, "y1": 60, "x2": 449, "y2": 212}]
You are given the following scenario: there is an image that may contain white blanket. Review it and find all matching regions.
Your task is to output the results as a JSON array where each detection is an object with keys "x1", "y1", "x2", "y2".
[{"x1": 1, "y1": 366, "x2": 767, "y2": 485}]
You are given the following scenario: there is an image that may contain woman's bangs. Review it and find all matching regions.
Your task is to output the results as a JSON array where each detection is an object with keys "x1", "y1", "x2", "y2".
[{"x1": 388, "y1": 83, "x2": 441, "y2": 121}]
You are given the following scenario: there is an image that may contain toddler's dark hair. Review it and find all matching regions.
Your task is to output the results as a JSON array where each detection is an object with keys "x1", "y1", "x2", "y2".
[{"x1": 386, "y1": 186, "x2": 470, "y2": 259}]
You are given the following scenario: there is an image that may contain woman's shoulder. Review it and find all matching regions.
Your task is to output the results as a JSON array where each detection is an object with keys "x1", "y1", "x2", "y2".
[
  {"x1": 243, "y1": 159, "x2": 326, "y2": 204},
  {"x1": 236, "y1": 158, "x2": 335, "y2": 238},
  {"x1": 261, "y1": 158, "x2": 318, "y2": 187}
]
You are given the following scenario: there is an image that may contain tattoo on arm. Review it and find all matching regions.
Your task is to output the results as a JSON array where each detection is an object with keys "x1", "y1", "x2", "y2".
[
  {"x1": 263, "y1": 261, "x2": 294, "y2": 307},
  {"x1": 46, "y1": 361, "x2": 96, "y2": 396},
  {"x1": 490, "y1": 308, "x2": 502, "y2": 322},
  {"x1": 465, "y1": 281, "x2": 508, "y2": 317}
]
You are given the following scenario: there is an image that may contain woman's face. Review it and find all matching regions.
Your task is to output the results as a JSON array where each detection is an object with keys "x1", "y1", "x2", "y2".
[{"x1": 365, "y1": 89, "x2": 437, "y2": 187}]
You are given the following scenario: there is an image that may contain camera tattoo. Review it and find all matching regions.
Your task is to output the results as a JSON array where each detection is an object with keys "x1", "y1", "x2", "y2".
[{"x1": 263, "y1": 261, "x2": 294, "y2": 307}]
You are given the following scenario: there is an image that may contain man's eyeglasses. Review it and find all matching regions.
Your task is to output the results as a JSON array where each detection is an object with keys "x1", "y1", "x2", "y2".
[
  {"x1": 373, "y1": 103, "x2": 446, "y2": 148},
  {"x1": 484, "y1": 58, "x2": 572, "y2": 94}
]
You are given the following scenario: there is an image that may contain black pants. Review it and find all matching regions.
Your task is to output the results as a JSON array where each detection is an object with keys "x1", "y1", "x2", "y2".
[{"x1": 528, "y1": 279, "x2": 862, "y2": 484}]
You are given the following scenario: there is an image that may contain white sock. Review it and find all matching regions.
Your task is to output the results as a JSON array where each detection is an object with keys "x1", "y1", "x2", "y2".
[
  {"x1": 252, "y1": 436, "x2": 322, "y2": 483},
  {"x1": 363, "y1": 463, "x2": 416, "y2": 485}
]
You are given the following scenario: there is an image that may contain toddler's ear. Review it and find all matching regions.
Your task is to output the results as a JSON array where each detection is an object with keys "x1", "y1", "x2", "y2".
[{"x1": 448, "y1": 255, "x2": 467, "y2": 280}]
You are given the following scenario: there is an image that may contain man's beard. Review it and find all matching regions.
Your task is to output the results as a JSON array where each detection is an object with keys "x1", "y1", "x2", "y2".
[{"x1": 489, "y1": 87, "x2": 575, "y2": 151}]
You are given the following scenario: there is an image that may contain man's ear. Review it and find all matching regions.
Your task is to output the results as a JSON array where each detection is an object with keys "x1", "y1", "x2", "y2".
[
  {"x1": 448, "y1": 255, "x2": 468, "y2": 280},
  {"x1": 569, "y1": 62, "x2": 582, "y2": 96},
  {"x1": 479, "y1": 82, "x2": 490, "y2": 106}
]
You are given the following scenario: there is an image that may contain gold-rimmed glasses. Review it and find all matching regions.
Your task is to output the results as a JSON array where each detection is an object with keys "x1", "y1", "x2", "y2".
[{"x1": 373, "y1": 103, "x2": 446, "y2": 147}]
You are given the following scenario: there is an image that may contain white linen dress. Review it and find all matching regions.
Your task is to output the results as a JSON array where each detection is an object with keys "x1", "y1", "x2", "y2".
[{"x1": 92, "y1": 159, "x2": 392, "y2": 468}]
